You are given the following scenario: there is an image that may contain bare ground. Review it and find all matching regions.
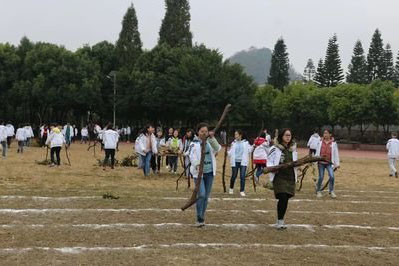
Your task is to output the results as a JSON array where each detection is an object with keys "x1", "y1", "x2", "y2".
[{"x1": 0, "y1": 142, "x2": 398, "y2": 265}]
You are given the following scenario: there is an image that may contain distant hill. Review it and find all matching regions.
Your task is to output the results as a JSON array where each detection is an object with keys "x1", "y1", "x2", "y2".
[{"x1": 228, "y1": 47, "x2": 303, "y2": 84}]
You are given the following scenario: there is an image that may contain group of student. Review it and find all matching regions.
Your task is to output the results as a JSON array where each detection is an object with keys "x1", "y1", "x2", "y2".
[
  {"x1": 130, "y1": 123, "x2": 342, "y2": 229},
  {"x1": 0, "y1": 120, "x2": 35, "y2": 156},
  {"x1": 134, "y1": 127, "x2": 196, "y2": 177}
]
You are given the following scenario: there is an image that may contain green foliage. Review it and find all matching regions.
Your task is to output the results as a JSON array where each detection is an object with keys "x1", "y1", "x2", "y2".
[
  {"x1": 116, "y1": 3, "x2": 142, "y2": 69},
  {"x1": 367, "y1": 29, "x2": 385, "y2": 82},
  {"x1": 347, "y1": 40, "x2": 368, "y2": 84},
  {"x1": 267, "y1": 38, "x2": 290, "y2": 90},
  {"x1": 323, "y1": 34, "x2": 344, "y2": 87},
  {"x1": 158, "y1": 0, "x2": 192, "y2": 48}
]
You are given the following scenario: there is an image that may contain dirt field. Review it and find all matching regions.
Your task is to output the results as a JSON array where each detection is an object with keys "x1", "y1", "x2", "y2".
[{"x1": 0, "y1": 141, "x2": 399, "y2": 265}]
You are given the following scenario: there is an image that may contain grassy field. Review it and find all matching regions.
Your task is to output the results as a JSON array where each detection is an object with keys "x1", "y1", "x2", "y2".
[{"x1": 0, "y1": 141, "x2": 399, "y2": 265}]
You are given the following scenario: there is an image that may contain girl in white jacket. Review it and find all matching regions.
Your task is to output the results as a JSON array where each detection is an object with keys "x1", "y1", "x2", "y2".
[
  {"x1": 102, "y1": 124, "x2": 119, "y2": 170},
  {"x1": 15, "y1": 125, "x2": 28, "y2": 153},
  {"x1": 228, "y1": 130, "x2": 253, "y2": 196},
  {"x1": 135, "y1": 125, "x2": 158, "y2": 176},
  {"x1": 46, "y1": 126, "x2": 65, "y2": 166},
  {"x1": 386, "y1": 132, "x2": 399, "y2": 178},
  {"x1": 189, "y1": 122, "x2": 221, "y2": 227},
  {"x1": 315, "y1": 129, "x2": 340, "y2": 198}
]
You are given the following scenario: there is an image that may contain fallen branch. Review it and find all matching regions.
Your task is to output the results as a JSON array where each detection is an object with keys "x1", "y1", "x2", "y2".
[{"x1": 263, "y1": 155, "x2": 327, "y2": 174}]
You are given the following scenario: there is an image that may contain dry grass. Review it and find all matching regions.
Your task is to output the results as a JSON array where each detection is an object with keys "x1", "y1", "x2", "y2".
[{"x1": 0, "y1": 142, "x2": 399, "y2": 265}]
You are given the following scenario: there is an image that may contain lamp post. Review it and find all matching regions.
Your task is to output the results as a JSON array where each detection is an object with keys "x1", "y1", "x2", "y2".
[{"x1": 107, "y1": 71, "x2": 117, "y2": 127}]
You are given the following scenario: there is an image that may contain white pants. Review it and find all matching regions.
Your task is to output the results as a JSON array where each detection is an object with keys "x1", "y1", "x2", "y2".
[{"x1": 388, "y1": 157, "x2": 399, "y2": 175}]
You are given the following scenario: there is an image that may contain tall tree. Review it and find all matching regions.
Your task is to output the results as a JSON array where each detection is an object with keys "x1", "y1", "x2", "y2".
[
  {"x1": 394, "y1": 51, "x2": 399, "y2": 87},
  {"x1": 314, "y1": 59, "x2": 326, "y2": 87},
  {"x1": 115, "y1": 4, "x2": 142, "y2": 69},
  {"x1": 158, "y1": 0, "x2": 193, "y2": 48},
  {"x1": 303, "y1": 58, "x2": 316, "y2": 82},
  {"x1": 267, "y1": 38, "x2": 290, "y2": 90},
  {"x1": 346, "y1": 40, "x2": 368, "y2": 84},
  {"x1": 323, "y1": 34, "x2": 344, "y2": 87},
  {"x1": 367, "y1": 29, "x2": 385, "y2": 82},
  {"x1": 382, "y1": 43, "x2": 394, "y2": 81}
]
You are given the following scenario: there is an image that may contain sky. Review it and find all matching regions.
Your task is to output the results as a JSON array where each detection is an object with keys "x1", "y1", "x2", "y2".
[{"x1": 1, "y1": 0, "x2": 398, "y2": 73}]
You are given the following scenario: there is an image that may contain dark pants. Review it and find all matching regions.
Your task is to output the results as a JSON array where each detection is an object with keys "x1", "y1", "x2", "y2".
[
  {"x1": 41, "y1": 136, "x2": 47, "y2": 147},
  {"x1": 276, "y1": 193, "x2": 290, "y2": 220},
  {"x1": 151, "y1": 154, "x2": 161, "y2": 172},
  {"x1": 17, "y1": 141, "x2": 24, "y2": 153},
  {"x1": 104, "y1": 149, "x2": 116, "y2": 167},
  {"x1": 169, "y1": 156, "x2": 178, "y2": 172},
  {"x1": 230, "y1": 161, "x2": 247, "y2": 192},
  {"x1": 7, "y1": 137, "x2": 12, "y2": 148},
  {"x1": 309, "y1": 149, "x2": 316, "y2": 156},
  {"x1": 51, "y1": 147, "x2": 61, "y2": 165}
]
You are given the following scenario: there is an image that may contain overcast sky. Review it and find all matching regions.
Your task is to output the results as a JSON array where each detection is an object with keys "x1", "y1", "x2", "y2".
[{"x1": 1, "y1": 0, "x2": 398, "y2": 73}]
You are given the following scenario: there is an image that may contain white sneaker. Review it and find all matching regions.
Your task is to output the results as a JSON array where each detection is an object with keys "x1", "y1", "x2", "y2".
[
  {"x1": 276, "y1": 220, "x2": 287, "y2": 230},
  {"x1": 195, "y1": 222, "x2": 205, "y2": 228},
  {"x1": 166, "y1": 166, "x2": 170, "y2": 170},
  {"x1": 317, "y1": 192, "x2": 323, "y2": 198},
  {"x1": 330, "y1": 191, "x2": 337, "y2": 199},
  {"x1": 240, "y1": 191, "x2": 246, "y2": 197},
  {"x1": 229, "y1": 188, "x2": 234, "y2": 194}
]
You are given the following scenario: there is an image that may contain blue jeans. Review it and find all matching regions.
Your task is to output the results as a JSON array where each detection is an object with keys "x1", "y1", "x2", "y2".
[
  {"x1": 230, "y1": 161, "x2": 247, "y2": 192},
  {"x1": 141, "y1": 152, "x2": 152, "y2": 176},
  {"x1": 255, "y1": 164, "x2": 266, "y2": 181},
  {"x1": 317, "y1": 163, "x2": 335, "y2": 192},
  {"x1": 195, "y1": 173, "x2": 214, "y2": 223}
]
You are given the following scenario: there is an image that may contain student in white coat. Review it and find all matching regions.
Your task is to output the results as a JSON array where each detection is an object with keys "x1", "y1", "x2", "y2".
[
  {"x1": 102, "y1": 123, "x2": 119, "y2": 170},
  {"x1": 0, "y1": 120, "x2": 7, "y2": 158},
  {"x1": 15, "y1": 124, "x2": 28, "y2": 153},
  {"x1": 307, "y1": 129, "x2": 321, "y2": 155},
  {"x1": 386, "y1": 132, "x2": 399, "y2": 178},
  {"x1": 5, "y1": 122, "x2": 14, "y2": 148},
  {"x1": 24, "y1": 124, "x2": 34, "y2": 147},
  {"x1": 307, "y1": 129, "x2": 321, "y2": 181},
  {"x1": 136, "y1": 125, "x2": 158, "y2": 176},
  {"x1": 46, "y1": 126, "x2": 66, "y2": 166},
  {"x1": 228, "y1": 130, "x2": 253, "y2": 196},
  {"x1": 81, "y1": 126, "x2": 89, "y2": 144},
  {"x1": 189, "y1": 122, "x2": 221, "y2": 227},
  {"x1": 315, "y1": 129, "x2": 340, "y2": 199}
]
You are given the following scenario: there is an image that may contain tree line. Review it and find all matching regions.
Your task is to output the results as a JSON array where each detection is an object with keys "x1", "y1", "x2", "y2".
[{"x1": 1, "y1": 1, "x2": 398, "y2": 142}]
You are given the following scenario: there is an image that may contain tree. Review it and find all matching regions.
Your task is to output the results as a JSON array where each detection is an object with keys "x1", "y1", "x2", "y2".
[
  {"x1": 115, "y1": 4, "x2": 142, "y2": 69},
  {"x1": 77, "y1": 41, "x2": 118, "y2": 122},
  {"x1": 303, "y1": 59, "x2": 316, "y2": 82},
  {"x1": 394, "y1": 51, "x2": 399, "y2": 87},
  {"x1": 314, "y1": 59, "x2": 326, "y2": 87},
  {"x1": 383, "y1": 44, "x2": 395, "y2": 81},
  {"x1": 267, "y1": 38, "x2": 290, "y2": 90},
  {"x1": 346, "y1": 40, "x2": 368, "y2": 84},
  {"x1": 158, "y1": 0, "x2": 193, "y2": 48},
  {"x1": 367, "y1": 29, "x2": 385, "y2": 82},
  {"x1": 368, "y1": 80, "x2": 398, "y2": 134},
  {"x1": 323, "y1": 34, "x2": 344, "y2": 87}
]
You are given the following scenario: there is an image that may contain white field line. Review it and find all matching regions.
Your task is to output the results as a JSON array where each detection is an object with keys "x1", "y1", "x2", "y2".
[
  {"x1": 162, "y1": 197, "x2": 399, "y2": 205},
  {"x1": 0, "y1": 223, "x2": 398, "y2": 232},
  {"x1": 0, "y1": 196, "x2": 98, "y2": 200},
  {"x1": 0, "y1": 243, "x2": 399, "y2": 254},
  {"x1": 0, "y1": 208, "x2": 397, "y2": 216}
]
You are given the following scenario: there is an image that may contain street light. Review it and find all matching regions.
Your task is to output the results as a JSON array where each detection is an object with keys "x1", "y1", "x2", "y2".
[{"x1": 107, "y1": 71, "x2": 117, "y2": 127}]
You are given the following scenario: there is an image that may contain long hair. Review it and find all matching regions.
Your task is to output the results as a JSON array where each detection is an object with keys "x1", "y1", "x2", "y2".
[
  {"x1": 277, "y1": 128, "x2": 293, "y2": 147},
  {"x1": 141, "y1": 124, "x2": 153, "y2": 135}
]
